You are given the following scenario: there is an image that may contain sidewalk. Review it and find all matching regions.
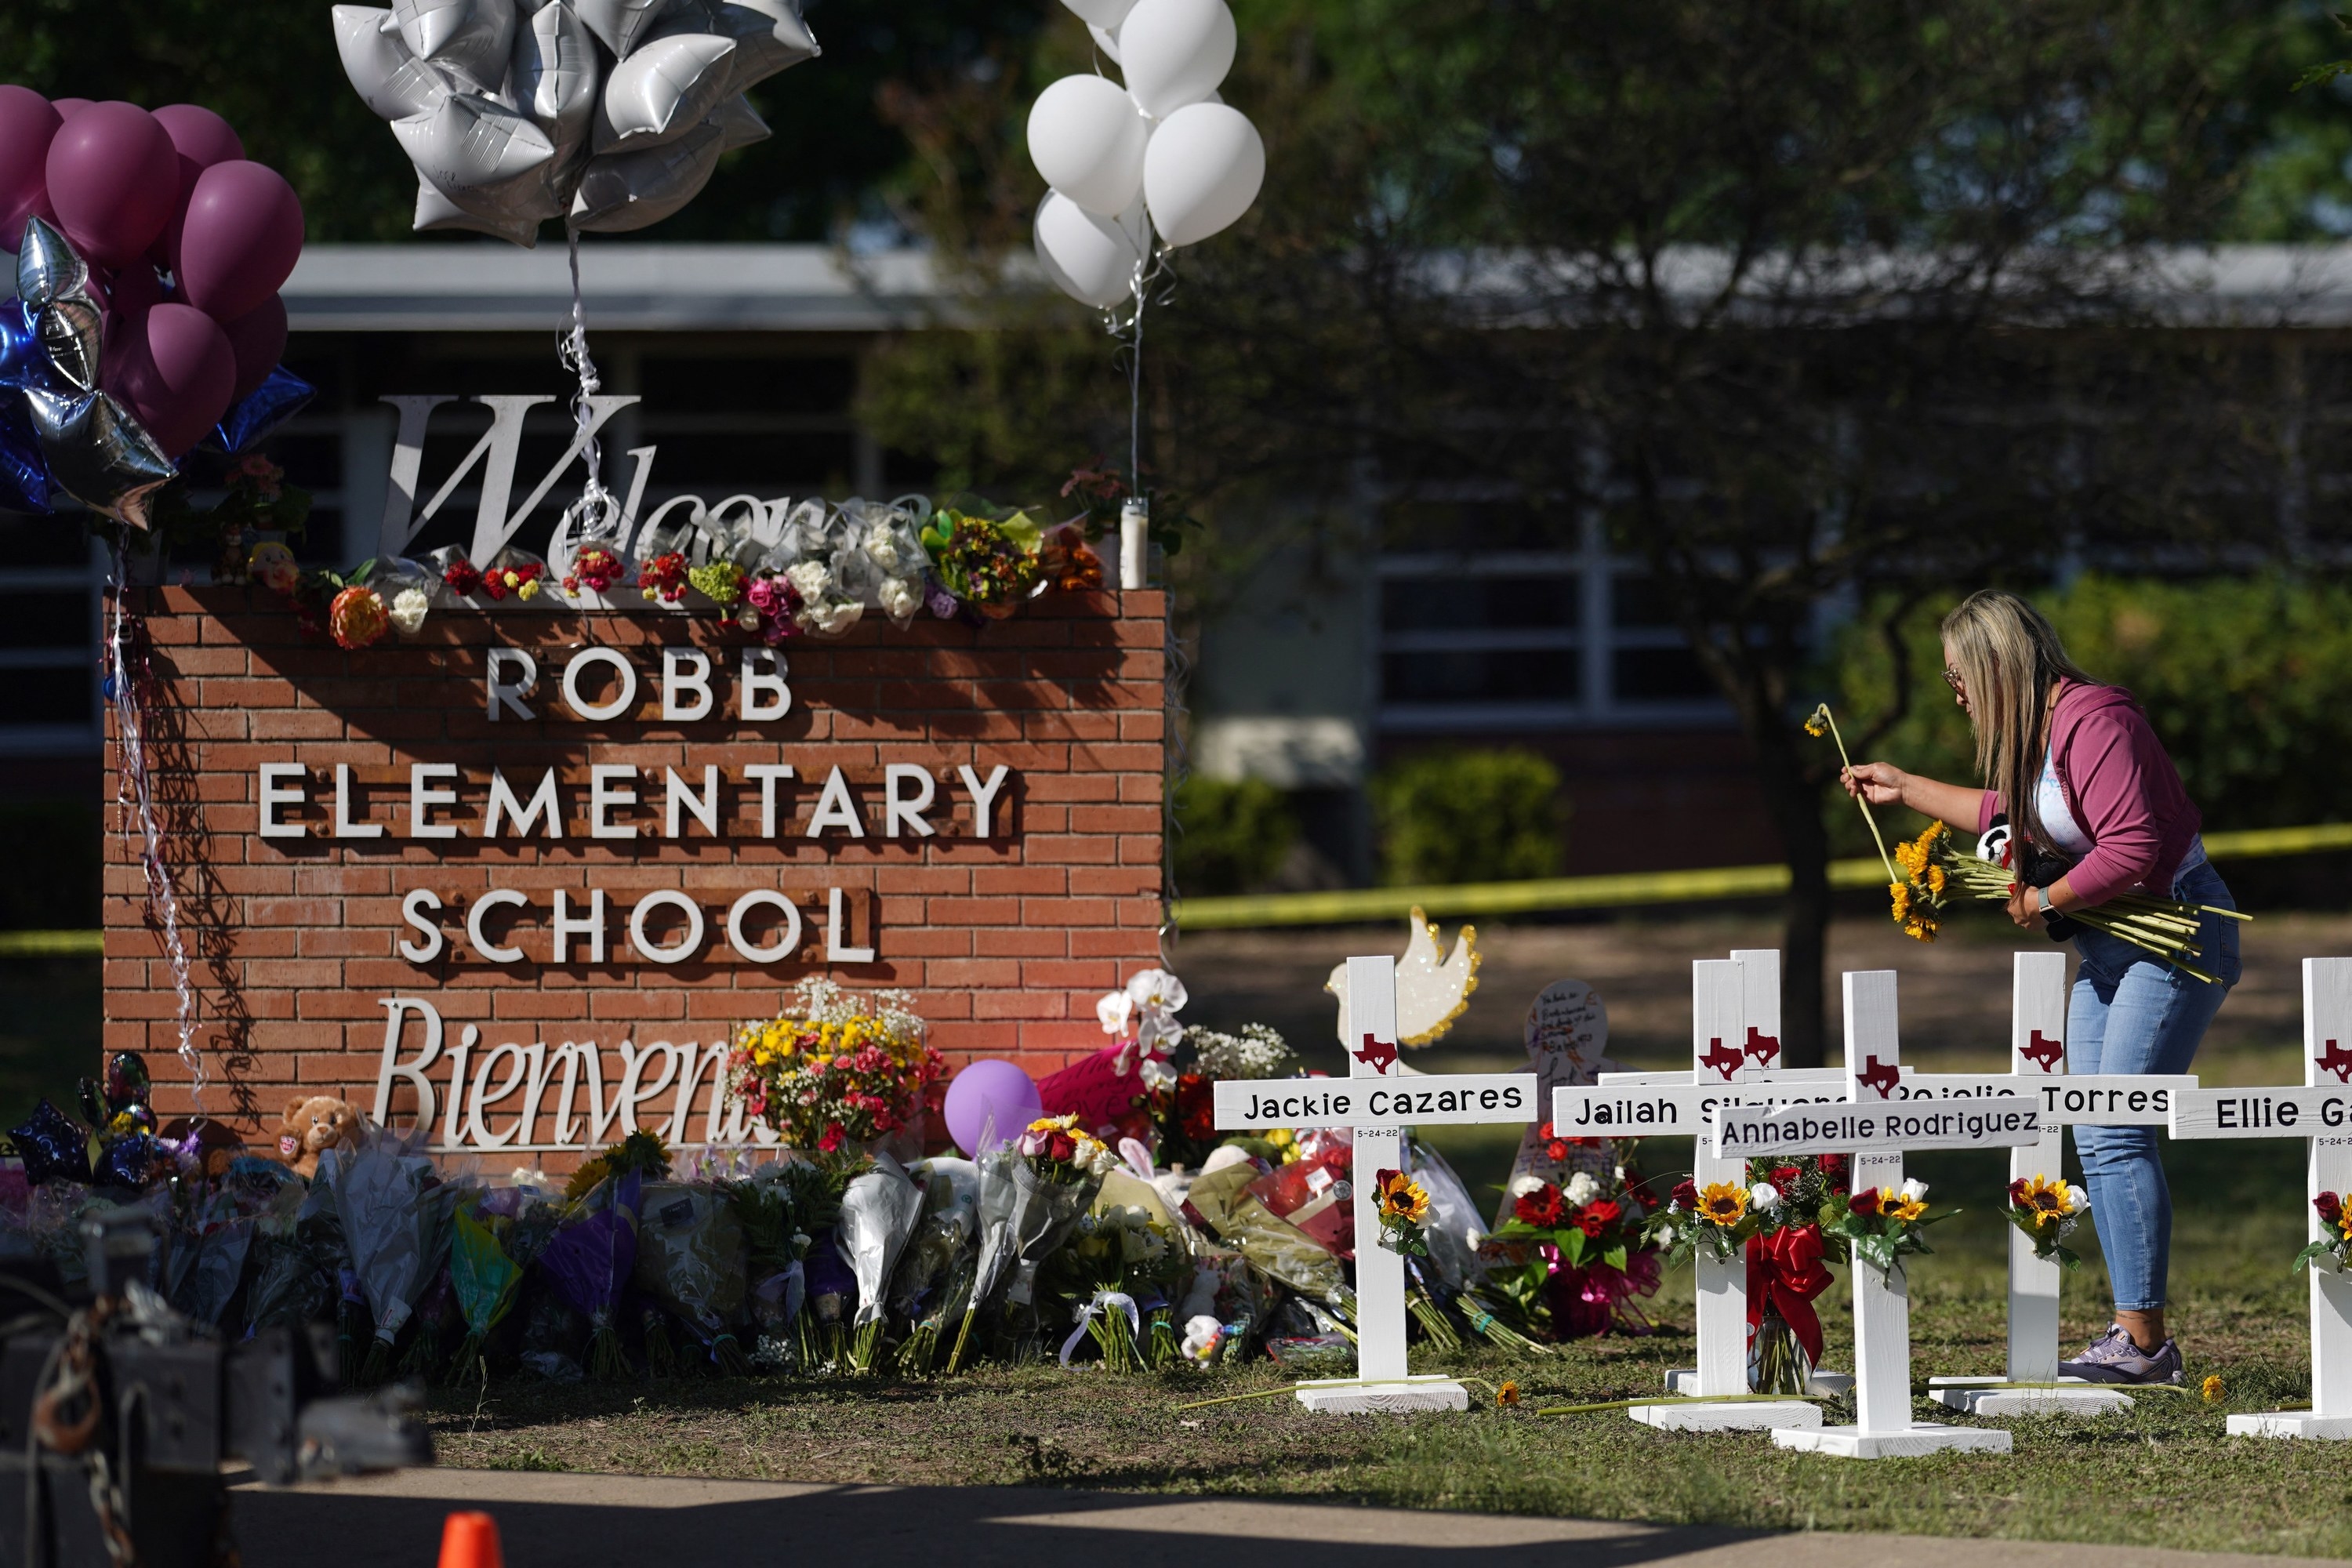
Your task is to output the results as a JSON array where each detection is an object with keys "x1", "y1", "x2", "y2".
[{"x1": 231, "y1": 1469, "x2": 2313, "y2": 1568}]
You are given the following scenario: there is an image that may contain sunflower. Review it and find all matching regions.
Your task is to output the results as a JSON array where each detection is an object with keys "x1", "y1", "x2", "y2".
[
  {"x1": 1376, "y1": 1169, "x2": 1431, "y2": 1224},
  {"x1": 2013, "y1": 1174, "x2": 2074, "y2": 1228},
  {"x1": 1804, "y1": 705, "x2": 1831, "y2": 738},
  {"x1": 1884, "y1": 1189, "x2": 1929, "y2": 1223},
  {"x1": 1696, "y1": 1181, "x2": 1749, "y2": 1225},
  {"x1": 1497, "y1": 1380, "x2": 1521, "y2": 1407}
]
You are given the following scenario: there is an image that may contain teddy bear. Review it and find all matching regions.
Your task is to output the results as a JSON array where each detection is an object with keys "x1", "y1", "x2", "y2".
[{"x1": 276, "y1": 1094, "x2": 361, "y2": 1178}]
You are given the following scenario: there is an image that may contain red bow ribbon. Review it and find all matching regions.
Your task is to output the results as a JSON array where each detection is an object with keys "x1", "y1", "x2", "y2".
[{"x1": 1745, "y1": 1224, "x2": 1832, "y2": 1365}]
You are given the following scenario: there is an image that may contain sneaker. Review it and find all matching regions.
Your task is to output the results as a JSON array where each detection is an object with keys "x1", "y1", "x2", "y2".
[{"x1": 2058, "y1": 1323, "x2": 2183, "y2": 1385}]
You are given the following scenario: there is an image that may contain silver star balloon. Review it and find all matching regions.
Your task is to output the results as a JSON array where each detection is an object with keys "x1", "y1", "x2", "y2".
[
  {"x1": 25, "y1": 388, "x2": 174, "y2": 531},
  {"x1": 16, "y1": 219, "x2": 102, "y2": 393},
  {"x1": 336, "y1": 0, "x2": 816, "y2": 246}
]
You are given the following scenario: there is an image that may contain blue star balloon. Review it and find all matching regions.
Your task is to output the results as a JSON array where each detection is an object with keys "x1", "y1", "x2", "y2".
[{"x1": 212, "y1": 366, "x2": 317, "y2": 456}]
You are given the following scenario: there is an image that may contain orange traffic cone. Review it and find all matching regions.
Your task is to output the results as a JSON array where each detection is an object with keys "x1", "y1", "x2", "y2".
[{"x1": 437, "y1": 1512, "x2": 503, "y2": 1568}]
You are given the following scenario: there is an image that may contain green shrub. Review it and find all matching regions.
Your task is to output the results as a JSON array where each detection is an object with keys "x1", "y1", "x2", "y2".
[
  {"x1": 1371, "y1": 747, "x2": 1567, "y2": 886},
  {"x1": 1171, "y1": 775, "x2": 1298, "y2": 896},
  {"x1": 1830, "y1": 574, "x2": 2352, "y2": 851}
]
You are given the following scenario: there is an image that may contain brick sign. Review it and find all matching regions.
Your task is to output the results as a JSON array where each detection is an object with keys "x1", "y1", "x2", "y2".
[{"x1": 103, "y1": 587, "x2": 1167, "y2": 1158}]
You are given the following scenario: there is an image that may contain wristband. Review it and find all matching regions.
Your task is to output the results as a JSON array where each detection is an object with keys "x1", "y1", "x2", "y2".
[{"x1": 2034, "y1": 885, "x2": 2053, "y2": 915}]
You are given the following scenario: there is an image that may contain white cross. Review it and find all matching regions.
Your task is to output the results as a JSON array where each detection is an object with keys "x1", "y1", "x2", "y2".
[
  {"x1": 1711, "y1": 969, "x2": 2041, "y2": 1458},
  {"x1": 1211, "y1": 953, "x2": 1538, "y2": 1414},
  {"x1": 1919, "y1": 951, "x2": 2194, "y2": 1416},
  {"x1": 2168, "y1": 956, "x2": 2352, "y2": 1439},
  {"x1": 1557, "y1": 950, "x2": 1853, "y2": 1430}
]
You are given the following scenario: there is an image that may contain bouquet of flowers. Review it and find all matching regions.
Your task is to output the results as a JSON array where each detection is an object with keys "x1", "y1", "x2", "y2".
[
  {"x1": 563, "y1": 546, "x2": 627, "y2": 596},
  {"x1": 1806, "y1": 703, "x2": 2247, "y2": 978},
  {"x1": 1490, "y1": 1154, "x2": 1661, "y2": 1340},
  {"x1": 1370, "y1": 1170, "x2": 1431, "y2": 1258},
  {"x1": 1645, "y1": 1177, "x2": 1768, "y2": 1265},
  {"x1": 315, "y1": 1126, "x2": 448, "y2": 1385},
  {"x1": 836, "y1": 1154, "x2": 925, "y2": 1372},
  {"x1": 1828, "y1": 1175, "x2": 1945, "y2": 1276},
  {"x1": 949, "y1": 1115, "x2": 1116, "y2": 1370},
  {"x1": 728, "y1": 980, "x2": 944, "y2": 1157},
  {"x1": 2298, "y1": 1190, "x2": 2352, "y2": 1273},
  {"x1": 888, "y1": 1156, "x2": 979, "y2": 1374},
  {"x1": 1151, "y1": 1022, "x2": 1293, "y2": 1171},
  {"x1": 1046, "y1": 1201, "x2": 1188, "y2": 1370},
  {"x1": 447, "y1": 1207, "x2": 523, "y2": 1382},
  {"x1": 635, "y1": 1180, "x2": 753, "y2": 1374},
  {"x1": 921, "y1": 503, "x2": 1042, "y2": 617},
  {"x1": 538, "y1": 1169, "x2": 644, "y2": 1381},
  {"x1": 2006, "y1": 1172, "x2": 2092, "y2": 1270},
  {"x1": 1739, "y1": 1156, "x2": 1846, "y2": 1395}
]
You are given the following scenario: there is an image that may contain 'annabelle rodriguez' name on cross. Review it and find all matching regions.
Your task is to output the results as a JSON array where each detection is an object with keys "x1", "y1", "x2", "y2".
[{"x1": 1709, "y1": 1102, "x2": 2045, "y2": 1158}]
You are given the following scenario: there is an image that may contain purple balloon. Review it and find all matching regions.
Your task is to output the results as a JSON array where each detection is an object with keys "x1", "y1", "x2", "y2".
[
  {"x1": 52, "y1": 99, "x2": 92, "y2": 118},
  {"x1": 107, "y1": 261, "x2": 167, "y2": 321},
  {"x1": 46, "y1": 101, "x2": 178, "y2": 269},
  {"x1": 219, "y1": 292, "x2": 286, "y2": 401},
  {"x1": 942, "y1": 1058, "x2": 1043, "y2": 1156},
  {"x1": 0, "y1": 87, "x2": 59, "y2": 256},
  {"x1": 151, "y1": 104, "x2": 244, "y2": 268},
  {"x1": 175, "y1": 160, "x2": 303, "y2": 324},
  {"x1": 99, "y1": 302, "x2": 234, "y2": 459}
]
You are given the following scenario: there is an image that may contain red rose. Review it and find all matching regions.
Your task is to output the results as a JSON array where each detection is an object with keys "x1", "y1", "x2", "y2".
[
  {"x1": 2009, "y1": 1178, "x2": 2031, "y2": 1207},
  {"x1": 1669, "y1": 1179, "x2": 1700, "y2": 1210},
  {"x1": 1537, "y1": 1120, "x2": 1555, "y2": 1140},
  {"x1": 818, "y1": 1122, "x2": 846, "y2": 1154},
  {"x1": 1047, "y1": 1131, "x2": 1077, "y2": 1163},
  {"x1": 1819, "y1": 1154, "x2": 1847, "y2": 1176},
  {"x1": 1545, "y1": 1140, "x2": 1571, "y2": 1162},
  {"x1": 1848, "y1": 1189, "x2": 1881, "y2": 1218},
  {"x1": 1176, "y1": 1073, "x2": 1215, "y2": 1139},
  {"x1": 1771, "y1": 1165, "x2": 1802, "y2": 1189},
  {"x1": 2318, "y1": 1191, "x2": 2343, "y2": 1222}
]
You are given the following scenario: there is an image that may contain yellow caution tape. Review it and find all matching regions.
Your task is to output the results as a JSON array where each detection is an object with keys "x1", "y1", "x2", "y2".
[
  {"x1": 1171, "y1": 821, "x2": 2352, "y2": 931},
  {"x1": 0, "y1": 930, "x2": 103, "y2": 957}
]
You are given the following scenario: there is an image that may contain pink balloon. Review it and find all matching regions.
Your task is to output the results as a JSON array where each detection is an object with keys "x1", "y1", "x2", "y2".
[
  {"x1": 106, "y1": 261, "x2": 167, "y2": 322},
  {"x1": 45, "y1": 101, "x2": 179, "y2": 269},
  {"x1": 0, "y1": 86, "x2": 60, "y2": 255},
  {"x1": 52, "y1": 98, "x2": 92, "y2": 118},
  {"x1": 99, "y1": 303, "x2": 235, "y2": 459},
  {"x1": 175, "y1": 161, "x2": 303, "y2": 323},
  {"x1": 218, "y1": 294, "x2": 286, "y2": 402},
  {"x1": 151, "y1": 104, "x2": 244, "y2": 267}
]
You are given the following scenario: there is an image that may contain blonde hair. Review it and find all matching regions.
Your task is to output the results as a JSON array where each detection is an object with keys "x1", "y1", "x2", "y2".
[{"x1": 1939, "y1": 590, "x2": 2093, "y2": 851}]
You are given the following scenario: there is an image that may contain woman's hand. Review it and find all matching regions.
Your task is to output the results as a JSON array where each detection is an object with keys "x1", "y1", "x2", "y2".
[
  {"x1": 1842, "y1": 762, "x2": 1909, "y2": 808},
  {"x1": 2005, "y1": 882, "x2": 2042, "y2": 930}
]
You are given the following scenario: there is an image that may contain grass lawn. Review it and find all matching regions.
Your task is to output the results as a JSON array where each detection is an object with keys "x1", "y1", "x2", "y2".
[{"x1": 425, "y1": 1131, "x2": 2350, "y2": 1557}]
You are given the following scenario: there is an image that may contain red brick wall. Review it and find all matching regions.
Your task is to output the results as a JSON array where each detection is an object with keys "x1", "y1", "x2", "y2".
[{"x1": 103, "y1": 586, "x2": 1167, "y2": 1156}]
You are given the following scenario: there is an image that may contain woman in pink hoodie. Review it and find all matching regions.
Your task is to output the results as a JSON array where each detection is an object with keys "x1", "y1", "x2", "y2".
[{"x1": 1844, "y1": 590, "x2": 2238, "y2": 1387}]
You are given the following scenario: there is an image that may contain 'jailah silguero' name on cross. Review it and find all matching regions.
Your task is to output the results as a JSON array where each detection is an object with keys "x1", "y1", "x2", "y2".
[
  {"x1": 1552, "y1": 949, "x2": 1852, "y2": 1431},
  {"x1": 1708, "y1": 968, "x2": 2043, "y2": 1459},
  {"x1": 1211, "y1": 953, "x2": 1538, "y2": 1414},
  {"x1": 2168, "y1": 956, "x2": 2352, "y2": 1440}
]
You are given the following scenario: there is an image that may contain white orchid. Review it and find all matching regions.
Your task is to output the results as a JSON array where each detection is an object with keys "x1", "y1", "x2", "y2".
[
  {"x1": 1127, "y1": 969, "x2": 1188, "y2": 1014},
  {"x1": 1139, "y1": 1056, "x2": 1178, "y2": 1092},
  {"x1": 1097, "y1": 990, "x2": 1135, "y2": 1036}
]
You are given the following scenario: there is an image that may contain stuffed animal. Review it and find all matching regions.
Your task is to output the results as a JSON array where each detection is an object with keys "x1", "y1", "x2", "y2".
[
  {"x1": 276, "y1": 1094, "x2": 361, "y2": 1178},
  {"x1": 159, "y1": 1116, "x2": 247, "y2": 1181}
]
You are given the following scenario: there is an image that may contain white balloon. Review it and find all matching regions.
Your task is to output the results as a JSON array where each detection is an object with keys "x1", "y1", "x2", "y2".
[
  {"x1": 1143, "y1": 101, "x2": 1262, "y2": 247},
  {"x1": 390, "y1": 0, "x2": 512, "y2": 89},
  {"x1": 413, "y1": 176, "x2": 539, "y2": 246},
  {"x1": 1060, "y1": 0, "x2": 1139, "y2": 28},
  {"x1": 333, "y1": 5, "x2": 452, "y2": 122},
  {"x1": 1087, "y1": 21, "x2": 1122, "y2": 62},
  {"x1": 655, "y1": 0, "x2": 821, "y2": 99},
  {"x1": 1034, "y1": 191, "x2": 1151, "y2": 308},
  {"x1": 394, "y1": 92, "x2": 557, "y2": 194},
  {"x1": 709, "y1": 93, "x2": 772, "y2": 152},
  {"x1": 1025, "y1": 74, "x2": 1150, "y2": 217},
  {"x1": 510, "y1": 0, "x2": 600, "y2": 151},
  {"x1": 572, "y1": 122, "x2": 726, "y2": 231},
  {"x1": 1117, "y1": 0, "x2": 1234, "y2": 118},
  {"x1": 572, "y1": 0, "x2": 675, "y2": 59},
  {"x1": 594, "y1": 31, "x2": 739, "y2": 152}
]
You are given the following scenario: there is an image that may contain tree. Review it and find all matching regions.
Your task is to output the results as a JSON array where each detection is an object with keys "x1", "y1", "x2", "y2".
[{"x1": 861, "y1": 0, "x2": 2314, "y2": 1062}]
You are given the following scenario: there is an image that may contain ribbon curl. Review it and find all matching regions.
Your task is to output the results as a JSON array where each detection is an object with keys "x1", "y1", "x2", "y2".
[
  {"x1": 1745, "y1": 1224, "x2": 1834, "y2": 1366},
  {"x1": 1058, "y1": 1290, "x2": 1141, "y2": 1367}
]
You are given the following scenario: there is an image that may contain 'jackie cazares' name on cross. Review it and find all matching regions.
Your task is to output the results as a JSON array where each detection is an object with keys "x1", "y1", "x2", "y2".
[
  {"x1": 1212, "y1": 1073, "x2": 1537, "y2": 1131},
  {"x1": 1710, "y1": 1102, "x2": 2045, "y2": 1156}
]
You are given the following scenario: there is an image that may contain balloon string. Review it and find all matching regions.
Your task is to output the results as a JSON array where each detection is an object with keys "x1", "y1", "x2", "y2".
[
  {"x1": 558, "y1": 230, "x2": 620, "y2": 544},
  {"x1": 107, "y1": 536, "x2": 203, "y2": 1114}
]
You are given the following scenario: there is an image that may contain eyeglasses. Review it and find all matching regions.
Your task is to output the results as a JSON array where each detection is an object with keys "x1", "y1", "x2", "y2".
[{"x1": 1941, "y1": 666, "x2": 1965, "y2": 694}]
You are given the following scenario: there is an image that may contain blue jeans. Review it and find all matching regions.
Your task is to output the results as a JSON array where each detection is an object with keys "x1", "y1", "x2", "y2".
[{"x1": 2067, "y1": 858, "x2": 2241, "y2": 1313}]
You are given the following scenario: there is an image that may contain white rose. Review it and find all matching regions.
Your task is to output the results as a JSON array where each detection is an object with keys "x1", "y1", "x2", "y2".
[
  {"x1": 1900, "y1": 1177, "x2": 1929, "y2": 1203},
  {"x1": 1563, "y1": 1171, "x2": 1601, "y2": 1207},
  {"x1": 1508, "y1": 1174, "x2": 1548, "y2": 1199},
  {"x1": 2064, "y1": 1185, "x2": 2090, "y2": 1215},
  {"x1": 387, "y1": 586, "x2": 430, "y2": 634},
  {"x1": 1749, "y1": 1181, "x2": 1781, "y2": 1210}
]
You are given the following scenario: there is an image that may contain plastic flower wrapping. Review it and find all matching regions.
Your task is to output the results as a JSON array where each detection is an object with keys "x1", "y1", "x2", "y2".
[
  {"x1": 309, "y1": 1125, "x2": 451, "y2": 1385},
  {"x1": 634, "y1": 1180, "x2": 752, "y2": 1374},
  {"x1": 949, "y1": 1118, "x2": 1115, "y2": 1370},
  {"x1": 1487, "y1": 1137, "x2": 1662, "y2": 1341},
  {"x1": 834, "y1": 1153, "x2": 924, "y2": 1371}
]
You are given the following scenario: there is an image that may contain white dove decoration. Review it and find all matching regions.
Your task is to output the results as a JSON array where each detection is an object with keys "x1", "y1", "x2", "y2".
[{"x1": 1326, "y1": 907, "x2": 1480, "y2": 1053}]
